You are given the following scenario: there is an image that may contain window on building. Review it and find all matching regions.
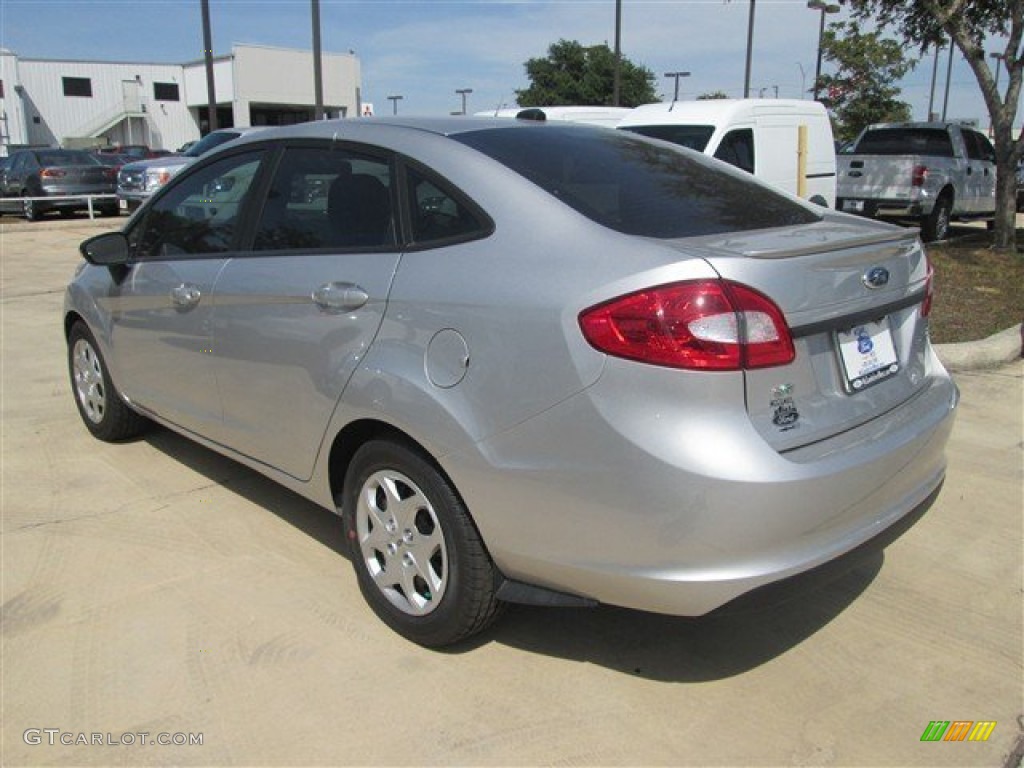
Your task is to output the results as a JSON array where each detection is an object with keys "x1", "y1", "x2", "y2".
[
  {"x1": 153, "y1": 82, "x2": 180, "y2": 102},
  {"x1": 62, "y1": 77, "x2": 93, "y2": 98}
]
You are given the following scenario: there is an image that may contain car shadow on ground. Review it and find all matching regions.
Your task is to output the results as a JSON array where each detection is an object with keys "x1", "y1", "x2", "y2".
[{"x1": 142, "y1": 424, "x2": 906, "y2": 682}]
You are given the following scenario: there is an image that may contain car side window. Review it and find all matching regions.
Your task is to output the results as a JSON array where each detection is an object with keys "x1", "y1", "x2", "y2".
[
  {"x1": 964, "y1": 131, "x2": 996, "y2": 163},
  {"x1": 253, "y1": 146, "x2": 395, "y2": 251},
  {"x1": 406, "y1": 166, "x2": 487, "y2": 245},
  {"x1": 713, "y1": 129, "x2": 755, "y2": 174},
  {"x1": 134, "y1": 150, "x2": 264, "y2": 259}
]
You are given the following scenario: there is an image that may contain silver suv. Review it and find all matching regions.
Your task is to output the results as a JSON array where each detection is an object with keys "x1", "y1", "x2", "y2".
[{"x1": 116, "y1": 126, "x2": 265, "y2": 212}]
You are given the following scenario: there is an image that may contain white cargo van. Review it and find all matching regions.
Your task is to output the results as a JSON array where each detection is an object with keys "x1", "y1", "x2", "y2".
[
  {"x1": 617, "y1": 99, "x2": 836, "y2": 207},
  {"x1": 476, "y1": 106, "x2": 632, "y2": 128}
]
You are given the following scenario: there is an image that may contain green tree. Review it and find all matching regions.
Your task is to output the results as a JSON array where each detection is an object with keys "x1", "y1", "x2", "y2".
[
  {"x1": 845, "y1": 0, "x2": 1022, "y2": 252},
  {"x1": 697, "y1": 90, "x2": 730, "y2": 100},
  {"x1": 816, "y1": 21, "x2": 916, "y2": 142},
  {"x1": 516, "y1": 40, "x2": 657, "y2": 108}
]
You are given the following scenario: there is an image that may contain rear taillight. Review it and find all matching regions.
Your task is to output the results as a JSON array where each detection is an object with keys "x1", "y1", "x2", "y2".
[
  {"x1": 40, "y1": 168, "x2": 66, "y2": 179},
  {"x1": 579, "y1": 280, "x2": 795, "y2": 371},
  {"x1": 921, "y1": 254, "x2": 934, "y2": 318},
  {"x1": 912, "y1": 164, "x2": 928, "y2": 187}
]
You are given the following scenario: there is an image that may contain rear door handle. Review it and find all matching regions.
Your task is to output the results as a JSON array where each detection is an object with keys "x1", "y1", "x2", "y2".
[
  {"x1": 313, "y1": 282, "x2": 369, "y2": 313},
  {"x1": 171, "y1": 283, "x2": 202, "y2": 309}
]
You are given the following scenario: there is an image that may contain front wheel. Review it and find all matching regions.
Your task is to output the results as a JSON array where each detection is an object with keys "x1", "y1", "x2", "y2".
[
  {"x1": 342, "y1": 440, "x2": 503, "y2": 647},
  {"x1": 68, "y1": 321, "x2": 148, "y2": 442}
]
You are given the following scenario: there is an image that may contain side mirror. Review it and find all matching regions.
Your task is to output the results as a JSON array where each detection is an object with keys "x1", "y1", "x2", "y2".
[{"x1": 80, "y1": 232, "x2": 130, "y2": 266}]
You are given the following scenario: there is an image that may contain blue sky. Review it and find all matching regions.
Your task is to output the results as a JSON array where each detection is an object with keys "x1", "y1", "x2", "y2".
[{"x1": 0, "y1": 0, "x2": 1011, "y2": 125}]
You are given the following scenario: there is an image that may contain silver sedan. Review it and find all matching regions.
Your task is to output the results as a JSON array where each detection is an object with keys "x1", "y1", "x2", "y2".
[{"x1": 64, "y1": 118, "x2": 957, "y2": 646}]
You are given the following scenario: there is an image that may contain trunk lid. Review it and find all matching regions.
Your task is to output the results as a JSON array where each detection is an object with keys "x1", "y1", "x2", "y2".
[
  {"x1": 687, "y1": 218, "x2": 931, "y2": 452},
  {"x1": 837, "y1": 154, "x2": 920, "y2": 201}
]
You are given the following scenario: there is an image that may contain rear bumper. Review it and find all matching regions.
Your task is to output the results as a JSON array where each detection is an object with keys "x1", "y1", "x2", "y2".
[
  {"x1": 837, "y1": 197, "x2": 928, "y2": 218},
  {"x1": 449, "y1": 352, "x2": 958, "y2": 616}
]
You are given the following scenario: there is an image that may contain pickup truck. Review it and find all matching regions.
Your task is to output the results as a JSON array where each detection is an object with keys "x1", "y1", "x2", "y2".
[
  {"x1": 116, "y1": 127, "x2": 265, "y2": 213},
  {"x1": 836, "y1": 122, "x2": 996, "y2": 242}
]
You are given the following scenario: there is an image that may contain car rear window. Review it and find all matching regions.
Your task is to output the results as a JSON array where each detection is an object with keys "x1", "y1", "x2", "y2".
[
  {"x1": 454, "y1": 126, "x2": 819, "y2": 238},
  {"x1": 854, "y1": 128, "x2": 955, "y2": 157}
]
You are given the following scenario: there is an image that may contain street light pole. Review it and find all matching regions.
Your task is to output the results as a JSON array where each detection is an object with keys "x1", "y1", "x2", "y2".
[
  {"x1": 664, "y1": 71, "x2": 691, "y2": 107},
  {"x1": 387, "y1": 95, "x2": 403, "y2": 115},
  {"x1": 455, "y1": 88, "x2": 473, "y2": 115},
  {"x1": 989, "y1": 52, "x2": 1004, "y2": 89},
  {"x1": 808, "y1": 0, "x2": 840, "y2": 102},
  {"x1": 927, "y1": 41, "x2": 943, "y2": 120}
]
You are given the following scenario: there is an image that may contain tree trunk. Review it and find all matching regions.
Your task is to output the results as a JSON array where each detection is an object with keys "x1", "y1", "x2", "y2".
[{"x1": 993, "y1": 157, "x2": 1019, "y2": 252}]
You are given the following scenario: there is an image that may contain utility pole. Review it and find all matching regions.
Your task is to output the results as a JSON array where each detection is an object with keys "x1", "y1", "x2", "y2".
[
  {"x1": 743, "y1": 0, "x2": 756, "y2": 98},
  {"x1": 201, "y1": 0, "x2": 218, "y2": 131},
  {"x1": 312, "y1": 0, "x2": 324, "y2": 120},
  {"x1": 613, "y1": 0, "x2": 622, "y2": 106}
]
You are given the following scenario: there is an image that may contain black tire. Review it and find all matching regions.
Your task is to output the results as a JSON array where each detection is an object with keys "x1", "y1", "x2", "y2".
[
  {"x1": 100, "y1": 205, "x2": 120, "y2": 218},
  {"x1": 67, "y1": 321, "x2": 148, "y2": 442},
  {"x1": 22, "y1": 194, "x2": 38, "y2": 221},
  {"x1": 341, "y1": 439, "x2": 503, "y2": 647},
  {"x1": 922, "y1": 194, "x2": 951, "y2": 242}
]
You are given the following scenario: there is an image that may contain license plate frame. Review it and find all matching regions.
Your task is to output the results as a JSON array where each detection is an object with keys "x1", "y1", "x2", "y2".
[
  {"x1": 835, "y1": 318, "x2": 899, "y2": 393},
  {"x1": 842, "y1": 199, "x2": 865, "y2": 213}
]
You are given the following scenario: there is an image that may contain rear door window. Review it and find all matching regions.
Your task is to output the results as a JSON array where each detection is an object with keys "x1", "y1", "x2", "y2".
[
  {"x1": 455, "y1": 126, "x2": 819, "y2": 238},
  {"x1": 253, "y1": 146, "x2": 396, "y2": 251}
]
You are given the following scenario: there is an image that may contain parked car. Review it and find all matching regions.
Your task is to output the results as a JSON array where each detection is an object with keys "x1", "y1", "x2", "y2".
[
  {"x1": 618, "y1": 99, "x2": 837, "y2": 207},
  {"x1": 116, "y1": 127, "x2": 266, "y2": 213},
  {"x1": 1, "y1": 148, "x2": 118, "y2": 220},
  {"x1": 477, "y1": 106, "x2": 633, "y2": 127},
  {"x1": 836, "y1": 122, "x2": 997, "y2": 241},
  {"x1": 66, "y1": 118, "x2": 957, "y2": 647}
]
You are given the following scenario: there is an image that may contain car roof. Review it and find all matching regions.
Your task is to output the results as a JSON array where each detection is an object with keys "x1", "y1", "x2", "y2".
[{"x1": 224, "y1": 116, "x2": 590, "y2": 147}]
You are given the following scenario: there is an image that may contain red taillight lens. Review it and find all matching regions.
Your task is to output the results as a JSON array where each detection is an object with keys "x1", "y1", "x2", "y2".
[
  {"x1": 579, "y1": 280, "x2": 795, "y2": 371},
  {"x1": 40, "y1": 168, "x2": 66, "y2": 179},
  {"x1": 921, "y1": 255, "x2": 934, "y2": 318},
  {"x1": 911, "y1": 164, "x2": 928, "y2": 187}
]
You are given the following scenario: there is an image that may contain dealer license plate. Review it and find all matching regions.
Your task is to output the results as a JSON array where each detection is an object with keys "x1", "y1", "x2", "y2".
[
  {"x1": 118, "y1": 198, "x2": 128, "y2": 210},
  {"x1": 835, "y1": 318, "x2": 899, "y2": 393}
]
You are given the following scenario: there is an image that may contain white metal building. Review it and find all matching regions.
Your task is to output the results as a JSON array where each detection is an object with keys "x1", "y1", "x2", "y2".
[{"x1": 0, "y1": 44, "x2": 361, "y2": 155}]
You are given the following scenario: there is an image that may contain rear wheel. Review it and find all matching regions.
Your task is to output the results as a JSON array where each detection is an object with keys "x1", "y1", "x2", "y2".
[
  {"x1": 922, "y1": 194, "x2": 951, "y2": 242},
  {"x1": 68, "y1": 321, "x2": 148, "y2": 442},
  {"x1": 342, "y1": 440, "x2": 503, "y2": 647},
  {"x1": 22, "y1": 195, "x2": 38, "y2": 221}
]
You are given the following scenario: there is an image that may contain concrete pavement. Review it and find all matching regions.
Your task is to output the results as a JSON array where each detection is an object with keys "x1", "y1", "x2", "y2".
[{"x1": 2, "y1": 217, "x2": 1022, "y2": 766}]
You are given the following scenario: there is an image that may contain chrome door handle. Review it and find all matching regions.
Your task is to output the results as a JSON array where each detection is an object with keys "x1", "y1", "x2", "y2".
[
  {"x1": 171, "y1": 283, "x2": 202, "y2": 309},
  {"x1": 312, "y1": 282, "x2": 369, "y2": 313}
]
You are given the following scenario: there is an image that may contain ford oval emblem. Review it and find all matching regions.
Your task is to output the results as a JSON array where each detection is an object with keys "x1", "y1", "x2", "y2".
[{"x1": 863, "y1": 267, "x2": 890, "y2": 290}]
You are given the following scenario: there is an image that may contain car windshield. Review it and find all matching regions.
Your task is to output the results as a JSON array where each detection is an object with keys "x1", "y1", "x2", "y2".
[
  {"x1": 618, "y1": 124, "x2": 716, "y2": 152},
  {"x1": 184, "y1": 130, "x2": 242, "y2": 158},
  {"x1": 455, "y1": 126, "x2": 820, "y2": 238},
  {"x1": 854, "y1": 128, "x2": 955, "y2": 157},
  {"x1": 36, "y1": 150, "x2": 100, "y2": 166}
]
